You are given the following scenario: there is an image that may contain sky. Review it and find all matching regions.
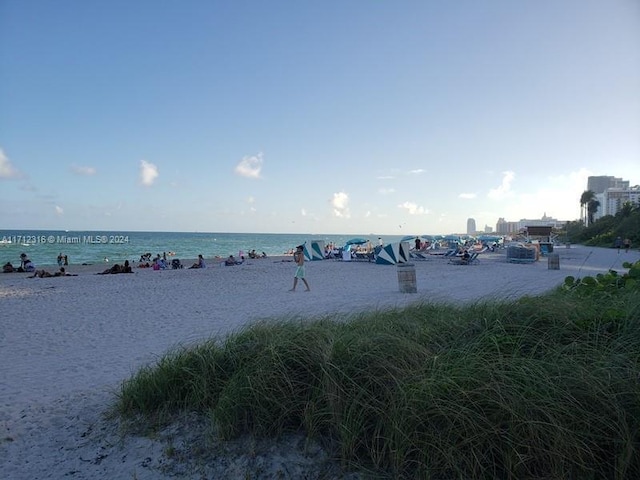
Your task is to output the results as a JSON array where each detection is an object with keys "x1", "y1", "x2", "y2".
[{"x1": 1, "y1": 0, "x2": 639, "y2": 235}]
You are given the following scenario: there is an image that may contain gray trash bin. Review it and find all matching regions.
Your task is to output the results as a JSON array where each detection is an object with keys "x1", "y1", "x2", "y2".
[{"x1": 397, "y1": 263, "x2": 417, "y2": 293}]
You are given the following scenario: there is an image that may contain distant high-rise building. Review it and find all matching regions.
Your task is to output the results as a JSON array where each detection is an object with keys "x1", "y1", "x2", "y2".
[
  {"x1": 587, "y1": 176, "x2": 629, "y2": 194},
  {"x1": 496, "y1": 217, "x2": 518, "y2": 234},
  {"x1": 588, "y1": 175, "x2": 636, "y2": 220},
  {"x1": 466, "y1": 218, "x2": 476, "y2": 235},
  {"x1": 594, "y1": 186, "x2": 640, "y2": 220}
]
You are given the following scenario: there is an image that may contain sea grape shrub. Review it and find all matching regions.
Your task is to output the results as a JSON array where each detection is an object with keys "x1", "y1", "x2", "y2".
[{"x1": 563, "y1": 260, "x2": 640, "y2": 297}]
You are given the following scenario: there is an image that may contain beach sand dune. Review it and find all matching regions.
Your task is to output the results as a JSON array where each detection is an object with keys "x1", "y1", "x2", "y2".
[{"x1": 1, "y1": 246, "x2": 637, "y2": 479}]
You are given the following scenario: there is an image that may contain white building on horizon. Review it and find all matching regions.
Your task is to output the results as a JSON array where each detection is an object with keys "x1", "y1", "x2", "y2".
[
  {"x1": 496, "y1": 213, "x2": 566, "y2": 235},
  {"x1": 594, "y1": 185, "x2": 640, "y2": 221}
]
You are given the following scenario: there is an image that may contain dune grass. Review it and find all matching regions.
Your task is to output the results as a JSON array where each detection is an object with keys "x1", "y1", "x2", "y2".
[{"x1": 116, "y1": 282, "x2": 640, "y2": 479}]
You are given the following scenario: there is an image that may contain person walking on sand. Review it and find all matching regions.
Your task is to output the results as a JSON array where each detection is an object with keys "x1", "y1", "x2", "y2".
[{"x1": 290, "y1": 245, "x2": 310, "y2": 292}]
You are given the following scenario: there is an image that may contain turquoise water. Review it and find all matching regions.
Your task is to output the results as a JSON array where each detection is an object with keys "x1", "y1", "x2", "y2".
[{"x1": 0, "y1": 230, "x2": 416, "y2": 267}]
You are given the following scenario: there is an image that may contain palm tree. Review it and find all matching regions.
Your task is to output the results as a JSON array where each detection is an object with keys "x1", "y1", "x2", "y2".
[
  {"x1": 587, "y1": 199, "x2": 600, "y2": 226},
  {"x1": 580, "y1": 190, "x2": 596, "y2": 226},
  {"x1": 619, "y1": 201, "x2": 634, "y2": 218}
]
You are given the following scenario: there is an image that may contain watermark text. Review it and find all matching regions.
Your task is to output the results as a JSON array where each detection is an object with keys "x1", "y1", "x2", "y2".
[{"x1": 2, "y1": 234, "x2": 130, "y2": 245}]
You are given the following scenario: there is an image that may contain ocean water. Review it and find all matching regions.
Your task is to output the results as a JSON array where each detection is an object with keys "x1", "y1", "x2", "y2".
[{"x1": 0, "y1": 230, "x2": 416, "y2": 267}]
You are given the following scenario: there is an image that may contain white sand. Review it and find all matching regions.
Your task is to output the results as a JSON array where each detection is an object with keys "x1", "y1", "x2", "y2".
[{"x1": 1, "y1": 245, "x2": 637, "y2": 479}]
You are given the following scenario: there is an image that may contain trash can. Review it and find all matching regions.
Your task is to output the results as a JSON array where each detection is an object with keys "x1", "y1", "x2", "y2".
[
  {"x1": 548, "y1": 253, "x2": 560, "y2": 270},
  {"x1": 397, "y1": 263, "x2": 417, "y2": 293}
]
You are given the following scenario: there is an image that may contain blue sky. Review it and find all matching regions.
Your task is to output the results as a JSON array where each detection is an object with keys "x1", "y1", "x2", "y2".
[{"x1": 1, "y1": 1, "x2": 638, "y2": 235}]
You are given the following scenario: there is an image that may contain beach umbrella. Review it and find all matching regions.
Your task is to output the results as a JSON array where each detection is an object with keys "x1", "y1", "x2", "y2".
[
  {"x1": 401, "y1": 235, "x2": 419, "y2": 242},
  {"x1": 345, "y1": 238, "x2": 368, "y2": 246},
  {"x1": 477, "y1": 235, "x2": 502, "y2": 242}
]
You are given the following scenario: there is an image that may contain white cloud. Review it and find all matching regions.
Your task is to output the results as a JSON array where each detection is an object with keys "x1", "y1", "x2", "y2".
[
  {"x1": 70, "y1": 165, "x2": 97, "y2": 176},
  {"x1": 509, "y1": 168, "x2": 592, "y2": 221},
  {"x1": 459, "y1": 193, "x2": 477, "y2": 199},
  {"x1": 0, "y1": 148, "x2": 23, "y2": 179},
  {"x1": 235, "y1": 153, "x2": 263, "y2": 179},
  {"x1": 378, "y1": 187, "x2": 395, "y2": 195},
  {"x1": 488, "y1": 171, "x2": 515, "y2": 199},
  {"x1": 409, "y1": 169, "x2": 426, "y2": 174},
  {"x1": 331, "y1": 191, "x2": 350, "y2": 218},
  {"x1": 139, "y1": 160, "x2": 159, "y2": 186},
  {"x1": 55, "y1": 205, "x2": 64, "y2": 215},
  {"x1": 398, "y1": 201, "x2": 429, "y2": 215}
]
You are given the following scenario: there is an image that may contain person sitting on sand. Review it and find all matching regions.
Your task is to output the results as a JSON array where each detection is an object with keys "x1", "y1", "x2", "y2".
[
  {"x1": 98, "y1": 260, "x2": 134, "y2": 274},
  {"x1": 2, "y1": 262, "x2": 14, "y2": 273},
  {"x1": 18, "y1": 253, "x2": 36, "y2": 273},
  {"x1": 99, "y1": 264, "x2": 122, "y2": 274},
  {"x1": 225, "y1": 254, "x2": 242, "y2": 266},
  {"x1": 460, "y1": 249, "x2": 471, "y2": 264},
  {"x1": 189, "y1": 254, "x2": 206, "y2": 269}
]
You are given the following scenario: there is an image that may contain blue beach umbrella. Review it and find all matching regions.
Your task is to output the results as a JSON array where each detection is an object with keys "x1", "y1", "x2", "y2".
[
  {"x1": 477, "y1": 235, "x2": 502, "y2": 242},
  {"x1": 401, "y1": 235, "x2": 419, "y2": 242},
  {"x1": 345, "y1": 238, "x2": 368, "y2": 246}
]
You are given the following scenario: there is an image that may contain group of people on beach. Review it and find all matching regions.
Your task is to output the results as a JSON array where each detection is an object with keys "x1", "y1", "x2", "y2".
[
  {"x1": 1, "y1": 246, "x2": 312, "y2": 292},
  {"x1": 98, "y1": 260, "x2": 133, "y2": 274},
  {"x1": 56, "y1": 253, "x2": 69, "y2": 266},
  {"x1": 29, "y1": 267, "x2": 77, "y2": 278},
  {"x1": 2, "y1": 253, "x2": 36, "y2": 273},
  {"x1": 1, "y1": 252, "x2": 79, "y2": 278},
  {"x1": 614, "y1": 237, "x2": 632, "y2": 253}
]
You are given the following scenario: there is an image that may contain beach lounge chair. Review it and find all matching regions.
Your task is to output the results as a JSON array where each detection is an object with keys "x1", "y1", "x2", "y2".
[
  {"x1": 354, "y1": 251, "x2": 375, "y2": 262},
  {"x1": 449, "y1": 252, "x2": 479, "y2": 265},
  {"x1": 410, "y1": 251, "x2": 431, "y2": 261}
]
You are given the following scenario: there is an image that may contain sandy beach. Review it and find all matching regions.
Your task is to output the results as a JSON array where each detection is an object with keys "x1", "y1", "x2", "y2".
[{"x1": 1, "y1": 245, "x2": 638, "y2": 479}]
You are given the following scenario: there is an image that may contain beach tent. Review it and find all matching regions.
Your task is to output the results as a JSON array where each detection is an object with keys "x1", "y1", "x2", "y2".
[
  {"x1": 375, "y1": 241, "x2": 411, "y2": 265},
  {"x1": 303, "y1": 240, "x2": 325, "y2": 261},
  {"x1": 398, "y1": 241, "x2": 410, "y2": 262}
]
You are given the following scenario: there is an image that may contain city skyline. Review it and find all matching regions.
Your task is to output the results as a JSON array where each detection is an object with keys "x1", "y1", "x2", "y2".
[{"x1": 1, "y1": 1, "x2": 639, "y2": 235}]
